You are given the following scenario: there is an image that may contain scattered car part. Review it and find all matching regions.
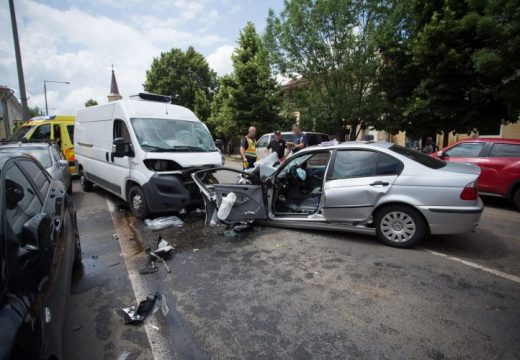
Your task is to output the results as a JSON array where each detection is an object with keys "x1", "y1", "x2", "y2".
[
  {"x1": 217, "y1": 192, "x2": 237, "y2": 220},
  {"x1": 145, "y1": 216, "x2": 184, "y2": 231}
]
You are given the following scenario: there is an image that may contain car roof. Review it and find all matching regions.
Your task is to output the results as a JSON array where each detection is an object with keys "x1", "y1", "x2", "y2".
[
  {"x1": 23, "y1": 114, "x2": 75, "y2": 125},
  {"x1": 456, "y1": 137, "x2": 520, "y2": 144},
  {"x1": 0, "y1": 152, "x2": 37, "y2": 169},
  {"x1": 0, "y1": 142, "x2": 52, "y2": 149},
  {"x1": 297, "y1": 140, "x2": 394, "y2": 153}
]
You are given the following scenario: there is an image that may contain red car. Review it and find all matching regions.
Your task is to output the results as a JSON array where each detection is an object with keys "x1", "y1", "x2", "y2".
[{"x1": 433, "y1": 138, "x2": 520, "y2": 210}]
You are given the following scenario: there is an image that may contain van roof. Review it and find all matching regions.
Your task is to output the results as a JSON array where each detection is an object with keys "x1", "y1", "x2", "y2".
[
  {"x1": 77, "y1": 99, "x2": 200, "y2": 122},
  {"x1": 25, "y1": 114, "x2": 75, "y2": 125}
]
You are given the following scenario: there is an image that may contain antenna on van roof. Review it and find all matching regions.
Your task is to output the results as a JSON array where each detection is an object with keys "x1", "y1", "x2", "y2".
[{"x1": 129, "y1": 92, "x2": 172, "y2": 103}]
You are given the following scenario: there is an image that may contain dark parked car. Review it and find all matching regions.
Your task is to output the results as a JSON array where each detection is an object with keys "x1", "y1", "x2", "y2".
[
  {"x1": 0, "y1": 153, "x2": 81, "y2": 360},
  {"x1": 0, "y1": 142, "x2": 72, "y2": 194}
]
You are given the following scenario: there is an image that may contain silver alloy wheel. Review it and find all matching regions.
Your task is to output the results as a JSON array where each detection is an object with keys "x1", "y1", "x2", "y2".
[
  {"x1": 380, "y1": 211, "x2": 416, "y2": 243},
  {"x1": 132, "y1": 193, "x2": 143, "y2": 211}
]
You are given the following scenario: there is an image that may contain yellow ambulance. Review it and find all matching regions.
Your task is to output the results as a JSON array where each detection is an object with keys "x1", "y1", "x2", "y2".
[{"x1": 11, "y1": 115, "x2": 77, "y2": 174}]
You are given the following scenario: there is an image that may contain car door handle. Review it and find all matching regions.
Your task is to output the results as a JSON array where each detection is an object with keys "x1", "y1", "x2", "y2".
[{"x1": 370, "y1": 181, "x2": 389, "y2": 186}]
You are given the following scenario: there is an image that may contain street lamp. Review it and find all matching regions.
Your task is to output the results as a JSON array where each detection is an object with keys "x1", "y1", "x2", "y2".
[{"x1": 44, "y1": 80, "x2": 70, "y2": 115}]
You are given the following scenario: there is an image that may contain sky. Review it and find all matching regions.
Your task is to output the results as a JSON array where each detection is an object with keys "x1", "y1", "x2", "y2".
[{"x1": 0, "y1": 0, "x2": 283, "y2": 115}]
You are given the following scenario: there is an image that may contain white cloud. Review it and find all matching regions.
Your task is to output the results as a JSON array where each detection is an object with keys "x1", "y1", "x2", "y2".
[
  {"x1": 0, "y1": 0, "x2": 228, "y2": 115},
  {"x1": 207, "y1": 45, "x2": 234, "y2": 75}
]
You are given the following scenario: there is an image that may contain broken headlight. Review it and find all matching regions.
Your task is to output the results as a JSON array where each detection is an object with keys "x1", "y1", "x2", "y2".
[{"x1": 144, "y1": 159, "x2": 183, "y2": 172}]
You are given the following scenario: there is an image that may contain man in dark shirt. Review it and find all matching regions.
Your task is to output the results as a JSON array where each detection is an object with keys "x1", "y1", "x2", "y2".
[
  {"x1": 266, "y1": 130, "x2": 286, "y2": 161},
  {"x1": 286, "y1": 124, "x2": 307, "y2": 155}
]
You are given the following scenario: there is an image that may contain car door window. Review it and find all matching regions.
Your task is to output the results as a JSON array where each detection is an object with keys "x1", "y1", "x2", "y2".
[
  {"x1": 332, "y1": 150, "x2": 378, "y2": 179},
  {"x1": 376, "y1": 153, "x2": 403, "y2": 176},
  {"x1": 113, "y1": 119, "x2": 132, "y2": 143},
  {"x1": 67, "y1": 125, "x2": 74, "y2": 144},
  {"x1": 489, "y1": 143, "x2": 520, "y2": 157},
  {"x1": 444, "y1": 143, "x2": 485, "y2": 157},
  {"x1": 51, "y1": 147, "x2": 61, "y2": 163},
  {"x1": 4, "y1": 163, "x2": 43, "y2": 237},
  {"x1": 31, "y1": 124, "x2": 51, "y2": 140},
  {"x1": 257, "y1": 135, "x2": 269, "y2": 148},
  {"x1": 18, "y1": 159, "x2": 51, "y2": 198}
]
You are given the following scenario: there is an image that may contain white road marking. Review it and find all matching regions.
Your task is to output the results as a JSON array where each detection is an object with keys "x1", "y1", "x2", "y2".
[
  {"x1": 428, "y1": 250, "x2": 520, "y2": 284},
  {"x1": 106, "y1": 198, "x2": 172, "y2": 360}
]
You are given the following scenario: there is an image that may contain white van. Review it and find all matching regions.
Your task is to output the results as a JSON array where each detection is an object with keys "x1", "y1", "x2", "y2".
[{"x1": 74, "y1": 93, "x2": 223, "y2": 219}]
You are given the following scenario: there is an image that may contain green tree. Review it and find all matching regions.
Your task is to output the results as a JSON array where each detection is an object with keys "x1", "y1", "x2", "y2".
[
  {"x1": 144, "y1": 46, "x2": 217, "y2": 111},
  {"x1": 230, "y1": 22, "x2": 280, "y2": 136},
  {"x1": 208, "y1": 75, "x2": 237, "y2": 140},
  {"x1": 193, "y1": 88, "x2": 211, "y2": 123},
  {"x1": 377, "y1": 0, "x2": 520, "y2": 146},
  {"x1": 265, "y1": 0, "x2": 389, "y2": 140},
  {"x1": 28, "y1": 106, "x2": 43, "y2": 118},
  {"x1": 84, "y1": 99, "x2": 98, "y2": 107}
]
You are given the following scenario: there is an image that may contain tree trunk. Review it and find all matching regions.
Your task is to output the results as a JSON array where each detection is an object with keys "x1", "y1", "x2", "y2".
[{"x1": 442, "y1": 130, "x2": 450, "y2": 147}]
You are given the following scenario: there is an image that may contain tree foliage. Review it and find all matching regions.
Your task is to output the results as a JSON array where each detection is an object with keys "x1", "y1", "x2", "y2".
[
  {"x1": 144, "y1": 47, "x2": 217, "y2": 112},
  {"x1": 377, "y1": 0, "x2": 520, "y2": 144},
  {"x1": 265, "y1": 0, "x2": 390, "y2": 140},
  {"x1": 84, "y1": 99, "x2": 98, "y2": 107},
  {"x1": 209, "y1": 22, "x2": 280, "y2": 139},
  {"x1": 28, "y1": 106, "x2": 43, "y2": 118}
]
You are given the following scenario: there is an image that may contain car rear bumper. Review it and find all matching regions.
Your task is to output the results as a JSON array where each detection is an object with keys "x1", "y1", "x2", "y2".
[{"x1": 417, "y1": 198, "x2": 484, "y2": 234}]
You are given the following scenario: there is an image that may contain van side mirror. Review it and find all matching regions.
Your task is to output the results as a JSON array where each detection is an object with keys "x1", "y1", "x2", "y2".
[
  {"x1": 58, "y1": 159, "x2": 68, "y2": 168},
  {"x1": 112, "y1": 138, "x2": 131, "y2": 157}
]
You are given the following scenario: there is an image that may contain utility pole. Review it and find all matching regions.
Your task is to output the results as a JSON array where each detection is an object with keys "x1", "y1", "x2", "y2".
[{"x1": 9, "y1": 0, "x2": 30, "y2": 121}]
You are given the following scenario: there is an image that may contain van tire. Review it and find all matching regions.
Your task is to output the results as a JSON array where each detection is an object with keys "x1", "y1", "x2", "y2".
[
  {"x1": 128, "y1": 185, "x2": 150, "y2": 219},
  {"x1": 80, "y1": 171, "x2": 93, "y2": 192}
]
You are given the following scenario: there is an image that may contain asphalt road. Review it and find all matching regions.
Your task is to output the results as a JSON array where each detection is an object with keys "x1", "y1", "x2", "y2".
[{"x1": 63, "y1": 162, "x2": 520, "y2": 359}]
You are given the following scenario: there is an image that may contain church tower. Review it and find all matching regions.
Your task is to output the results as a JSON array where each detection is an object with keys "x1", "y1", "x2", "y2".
[{"x1": 107, "y1": 66, "x2": 122, "y2": 102}]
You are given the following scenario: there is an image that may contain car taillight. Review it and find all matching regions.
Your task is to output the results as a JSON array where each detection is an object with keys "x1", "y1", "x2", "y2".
[{"x1": 460, "y1": 181, "x2": 478, "y2": 200}]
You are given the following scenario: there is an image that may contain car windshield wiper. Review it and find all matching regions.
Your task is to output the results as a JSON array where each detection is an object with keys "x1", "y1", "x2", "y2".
[{"x1": 141, "y1": 144, "x2": 174, "y2": 152}]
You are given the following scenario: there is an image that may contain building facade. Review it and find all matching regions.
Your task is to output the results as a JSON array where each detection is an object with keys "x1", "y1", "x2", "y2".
[{"x1": 0, "y1": 86, "x2": 23, "y2": 139}]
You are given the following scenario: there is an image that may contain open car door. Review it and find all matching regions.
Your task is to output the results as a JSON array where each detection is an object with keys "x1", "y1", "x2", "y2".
[{"x1": 191, "y1": 167, "x2": 267, "y2": 224}]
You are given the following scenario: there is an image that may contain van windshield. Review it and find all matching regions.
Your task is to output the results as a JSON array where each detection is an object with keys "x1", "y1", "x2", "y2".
[
  {"x1": 10, "y1": 125, "x2": 34, "y2": 140},
  {"x1": 130, "y1": 118, "x2": 217, "y2": 152}
]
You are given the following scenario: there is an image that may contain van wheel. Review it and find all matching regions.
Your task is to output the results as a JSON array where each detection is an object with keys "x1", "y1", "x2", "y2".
[
  {"x1": 375, "y1": 205, "x2": 426, "y2": 248},
  {"x1": 80, "y1": 171, "x2": 93, "y2": 192},
  {"x1": 128, "y1": 186, "x2": 150, "y2": 220}
]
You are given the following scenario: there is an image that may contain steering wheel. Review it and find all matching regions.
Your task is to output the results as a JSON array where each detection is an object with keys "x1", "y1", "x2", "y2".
[{"x1": 290, "y1": 166, "x2": 307, "y2": 186}]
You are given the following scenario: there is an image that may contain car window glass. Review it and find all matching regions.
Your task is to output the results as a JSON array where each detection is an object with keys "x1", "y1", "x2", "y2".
[
  {"x1": 113, "y1": 119, "x2": 132, "y2": 143},
  {"x1": 332, "y1": 150, "x2": 378, "y2": 178},
  {"x1": 389, "y1": 145, "x2": 446, "y2": 169},
  {"x1": 321, "y1": 134, "x2": 330, "y2": 142},
  {"x1": 4, "y1": 163, "x2": 43, "y2": 237},
  {"x1": 307, "y1": 152, "x2": 330, "y2": 167},
  {"x1": 0, "y1": 147, "x2": 52, "y2": 168},
  {"x1": 257, "y1": 135, "x2": 269, "y2": 148},
  {"x1": 444, "y1": 143, "x2": 485, "y2": 157},
  {"x1": 51, "y1": 147, "x2": 61, "y2": 163},
  {"x1": 31, "y1": 124, "x2": 51, "y2": 140},
  {"x1": 18, "y1": 159, "x2": 51, "y2": 197},
  {"x1": 376, "y1": 153, "x2": 402, "y2": 175},
  {"x1": 489, "y1": 143, "x2": 520, "y2": 157},
  {"x1": 307, "y1": 134, "x2": 319, "y2": 146},
  {"x1": 67, "y1": 125, "x2": 74, "y2": 144},
  {"x1": 278, "y1": 154, "x2": 314, "y2": 177}
]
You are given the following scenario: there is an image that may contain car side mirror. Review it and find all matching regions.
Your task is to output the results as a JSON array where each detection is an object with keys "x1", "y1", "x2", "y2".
[
  {"x1": 22, "y1": 213, "x2": 53, "y2": 252},
  {"x1": 436, "y1": 151, "x2": 444, "y2": 158},
  {"x1": 58, "y1": 159, "x2": 68, "y2": 168},
  {"x1": 112, "y1": 138, "x2": 131, "y2": 157}
]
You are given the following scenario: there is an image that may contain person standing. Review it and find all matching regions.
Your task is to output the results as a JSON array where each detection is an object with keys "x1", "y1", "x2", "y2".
[
  {"x1": 240, "y1": 126, "x2": 257, "y2": 169},
  {"x1": 422, "y1": 137, "x2": 434, "y2": 154},
  {"x1": 286, "y1": 124, "x2": 307, "y2": 155},
  {"x1": 266, "y1": 130, "x2": 287, "y2": 162}
]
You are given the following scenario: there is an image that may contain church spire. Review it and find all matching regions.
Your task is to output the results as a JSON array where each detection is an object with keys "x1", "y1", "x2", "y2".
[{"x1": 107, "y1": 65, "x2": 122, "y2": 102}]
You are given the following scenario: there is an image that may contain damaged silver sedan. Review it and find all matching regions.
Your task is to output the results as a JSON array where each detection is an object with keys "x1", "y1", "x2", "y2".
[{"x1": 192, "y1": 142, "x2": 484, "y2": 248}]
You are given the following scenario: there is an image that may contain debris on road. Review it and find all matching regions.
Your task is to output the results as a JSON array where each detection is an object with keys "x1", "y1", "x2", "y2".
[
  {"x1": 145, "y1": 216, "x2": 184, "y2": 231},
  {"x1": 112, "y1": 233, "x2": 119, "y2": 241},
  {"x1": 139, "y1": 261, "x2": 159, "y2": 275},
  {"x1": 223, "y1": 229, "x2": 238, "y2": 238},
  {"x1": 91, "y1": 255, "x2": 99, "y2": 260},
  {"x1": 142, "y1": 235, "x2": 175, "y2": 274},
  {"x1": 115, "y1": 293, "x2": 170, "y2": 325},
  {"x1": 117, "y1": 351, "x2": 131, "y2": 360},
  {"x1": 193, "y1": 248, "x2": 199, "y2": 253},
  {"x1": 115, "y1": 294, "x2": 158, "y2": 324}
]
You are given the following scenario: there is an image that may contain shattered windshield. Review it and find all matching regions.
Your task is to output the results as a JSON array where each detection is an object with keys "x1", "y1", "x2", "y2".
[{"x1": 130, "y1": 118, "x2": 217, "y2": 152}]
